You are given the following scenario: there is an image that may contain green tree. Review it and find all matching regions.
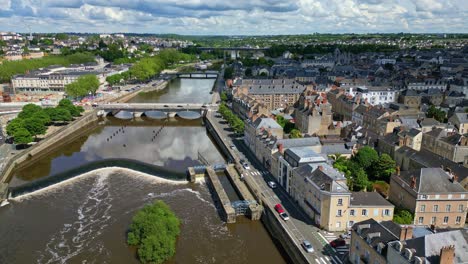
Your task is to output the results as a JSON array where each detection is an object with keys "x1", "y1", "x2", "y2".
[
  {"x1": 393, "y1": 208, "x2": 414, "y2": 224},
  {"x1": 45, "y1": 107, "x2": 72, "y2": 122},
  {"x1": 6, "y1": 118, "x2": 25, "y2": 136},
  {"x1": 245, "y1": 68, "x2": 253, "y2": 77},
  {"x1": 224, "y1": 67, "x2": 234, "y2": 79},
  {"x1": 32, "y1": 110, "x2": 51, "y2": 125},
  {"x1": 427, "y1": 105, "x2": 446, "y2": 122},
  {"x1": 289, "y1": 129, "x2": 302, "y2": 138},
  {"x1": 65, "y1": 75, "x2": 100, "y2": 97},
  {"x1": 127, "y1": 200, "x2": 180, "y2": 264},
  {"x1": 352, "y1": 167, "x2": 369, "y2": 191},
  {"x1": 283, "y1": 122, "x2": 295, "y2": 133},
  {"x1": 13, "y1": 127, "x2": 33, "y2": 145},
  {"x1": 18, "y1": 104, "x2": 42, "y2": 119},
  {"x1": 353, "y1": 146, "x2": 379, "y2": 170},
  {"x1": 23, "y1": 117, "x2": 47, "y2": 139},
  {"x1": 275, "y1": 115, "x2": 287, "y2": 128},
  {"x1": 371, "y1": 154, "x2": 396, "y2": 182},
  {"x1": 329, "y1": 153, "x2": 347, "y2": 164},
  {"x1": 55, "y1": 33, "x2": 68, "y2": 40},
  {"x1": 220, "y1": 91, "x2": 228, "y2": 102},
  {"x1": 58, "y1": 99, "x2": 83, "y2": 117}
]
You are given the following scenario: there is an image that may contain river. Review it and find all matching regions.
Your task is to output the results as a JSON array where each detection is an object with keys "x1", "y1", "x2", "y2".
[{"x1": 0, "y1": 77, "x2": 288, "y2": 263}]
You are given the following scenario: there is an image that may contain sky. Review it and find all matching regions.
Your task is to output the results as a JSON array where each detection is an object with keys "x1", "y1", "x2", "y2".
[{"x1": 0, "y1": 0, "x2": 467, "y2": 35}]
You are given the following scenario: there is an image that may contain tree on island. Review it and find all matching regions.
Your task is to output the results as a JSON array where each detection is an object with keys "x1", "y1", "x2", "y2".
[{"x1": 127, "y1": 200, "x2": 180, "y2": 264}]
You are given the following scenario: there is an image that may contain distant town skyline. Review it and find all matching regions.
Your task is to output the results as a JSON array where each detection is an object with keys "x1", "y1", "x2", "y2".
[{"x1": 0, "y1": 0, "x2": 467, "y2": 35}]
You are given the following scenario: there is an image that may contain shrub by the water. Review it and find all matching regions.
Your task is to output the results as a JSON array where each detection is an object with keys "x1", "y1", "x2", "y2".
[{"x1": 127, "y1": 200, "x2": 180, "y2": 264}]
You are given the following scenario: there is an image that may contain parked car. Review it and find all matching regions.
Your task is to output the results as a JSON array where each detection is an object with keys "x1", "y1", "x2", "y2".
[
  {"x1": 279, "y1": 212, "x2": 290, "y2": 221},
  {"x1": 243, "y1": 163, "x2": 250, "y2": 170},
  {"x1": 267, "y1": 181, "x2": 277, "y2": 188},
  {"x1": 340, "y1": 230, "x2": 352, "y2": 239},
  {"x1": 330, "y1": 239, "x2": 346, "y2": 248},
  {"x1": 230, "y1": 145, "x2": 236, "y2": 150},
  {"x1": 274, "y1": 204, "x2": 285, "y2": 213},
  {"x1": 301, "y1": 240, "x2": 314, "y2": 253}
]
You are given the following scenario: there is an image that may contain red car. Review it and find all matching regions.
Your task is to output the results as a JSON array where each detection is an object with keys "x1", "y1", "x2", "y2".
[
  {"x1": 330, "y1": 239, "x2": 346, "y2": 248},
  {"x1": 274, "y1": 204, "x2": 285, "y2": 213}
]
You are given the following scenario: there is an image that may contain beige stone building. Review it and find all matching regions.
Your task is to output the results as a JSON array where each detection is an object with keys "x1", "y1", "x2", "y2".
[
  {"x1": 388, "y1": 168, "x2": 468, "y2": 228},
  {"x1": 293, "y1": 91, "x2": 340, "y2": 136},
  {"x1": 289, "y1": 162, "x2": 394, "y2": 231},
  {"x1": 233, "y1": 78, "x2": 310, "y2": 111},
  {"x1": 421, "y1": 128, "x2": 468, "y2": 164},
  {"x1": 449, "y1": 113, "x2": 468, "y2": 134}
]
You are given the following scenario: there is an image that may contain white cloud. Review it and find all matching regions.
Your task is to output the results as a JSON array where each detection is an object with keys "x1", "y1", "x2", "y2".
[{"x1": 0, "y1": 0, "x2": 466, "y2": 34}]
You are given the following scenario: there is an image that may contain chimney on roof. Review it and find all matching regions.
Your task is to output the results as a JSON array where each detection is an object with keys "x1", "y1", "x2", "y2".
[
  {"x1": 396, "y1": 166, "x2": 400, "y2": 176},
  {"x1": 410, "y1": 176, "x2": 416, "y2": 189},
  {"x1": 399, "y1": 225, "x2": 413, "y2": 241},
  {"x1": 277, "y1": 143, "x2": 284, "y2": 154},
  {"x1": 318, "y1": 165, "x2": 324, "y2": 171},
  {"x1": 439, "y1": 245, "x2": 456, "y2": 264}
]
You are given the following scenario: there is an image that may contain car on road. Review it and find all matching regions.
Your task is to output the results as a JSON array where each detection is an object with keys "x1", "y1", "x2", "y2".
[
  {"x1": 242, "y1": 163, "x2": 250, "y2": 170},
  {"x1": 301, "y1": 240, "x2": 314, "y2": 253},
  {"x1": 330, "y1": 239, "x2": 346, "y2": 248},
  {"x1": 274, "y1": 204, "x2": 284, "y2": 213},
  {"x1": 177, "y1": 105, "x2": 183, "y2": 108},
  {"x1": 164, "y1": 105, "x2": 169, "y2": 107},
  {"x1": 279, "y1": 212, "x2": 290, "y2": 221},
  {"x1": 267, "y1": 181, "x2": 277, "y2": 189},
  {"x1": 340, "y1": 230, "x2": 352, "y2": 239},
  {"x1": 230, "y1": 145, "x2": 236, "y2": 150}
]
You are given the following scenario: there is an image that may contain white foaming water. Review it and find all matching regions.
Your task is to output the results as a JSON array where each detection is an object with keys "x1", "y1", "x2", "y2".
[
  {"x1": 11, "y1": 167, "x2": 186, "y2": 201},
  {"x1": 37, "y1": 171, "x2": 113, "y2": 264}
]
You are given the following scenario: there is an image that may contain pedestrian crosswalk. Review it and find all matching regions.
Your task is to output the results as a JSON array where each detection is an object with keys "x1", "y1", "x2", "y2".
[
  {"x1": 314, "y1": 255, "x2": 343, "y2": 264},
  {"x1": 323, "y1": 232, "x2": 338, "y2": 242},
  {"x1": 249, "y1": 170, "x2": 269, "y2": 176}
]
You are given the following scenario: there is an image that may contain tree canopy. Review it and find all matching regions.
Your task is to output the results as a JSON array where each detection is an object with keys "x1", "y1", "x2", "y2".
[
  {"x1": 0, "y1": 53, "x2": 95, "y2": 83},
  {"x1": 127, "y1": 200, "x2": 180, "y2": 264},
  {"x1": 65, "y1": 75, "x2": 100, "y2": 97},
  {"x1": 427, "y1": 105, "x2": 446, "y2": 123},
  {"x1": 352, "y1": 146, "x2": 379, "y2": 170},
  {"x1": 219, "y1": 103, "x2": 244, "y2": 134},
  {"x1": 393, "y1": 208, "x2": 414, "y2": 224}
]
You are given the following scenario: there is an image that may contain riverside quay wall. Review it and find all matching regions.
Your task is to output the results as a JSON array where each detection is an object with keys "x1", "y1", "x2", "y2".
[
  {"x1": 204, "y1": 112, "x2": 311, "y2": 264},
  {"x1": 0, "y1": 112, "x2": 99, "y2": 200}
]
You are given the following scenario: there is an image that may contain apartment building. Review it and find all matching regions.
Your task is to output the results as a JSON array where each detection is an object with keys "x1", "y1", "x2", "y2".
[
  {"x1": 421, "y1": 128, "x2": 468, "y2": 164},
  {"x1": 287, "y1": 156, "x2": 394, "y2": 231},
  {"x1": 232, "y1": 94, "x2": 269, "y2": 121},
  {"x1": 350, "y1": 219, "x2": 468, "y2": 264},
  {"x1": 349, "y1": 219, "x2": 405, "y2": 264},
  {"x1": 388, "y1": 168, "x2": 468, "y2": 228},
  {"x1": 449, "y1": 113, "x2": 468, "y2": 134},
  {"x1": 293, "y1": 91, "x2": 340, "y2": 136},
  {"x1": 234, "y1": 79, "x2": 310, "y2": 110},
  {"x1": 348, "y1": 86, "x2": 398, "y2": 106}
]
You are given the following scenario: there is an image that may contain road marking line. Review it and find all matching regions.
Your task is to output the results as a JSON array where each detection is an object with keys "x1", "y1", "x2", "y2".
[
  {"x1": 332, "y1": 255, "x2": 343, "y2": 264},
  {"x1": 320, "y1": 257, "x2": 328, "y2": 264},
  {"x1": 315, "y1": 259, "x2": 321, "y2": 264},
  {"x1": 329, "y1": 257, "x2": 338, "y2": 264}
]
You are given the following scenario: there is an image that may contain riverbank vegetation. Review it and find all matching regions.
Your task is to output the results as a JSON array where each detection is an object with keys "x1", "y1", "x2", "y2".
[
  {"x1": 332, "y1": 147, "x2": 396, "y2": 192},
  {"x1": 6, "y1": 99, "x2": 84, "y2": 145},
  {"x1": 65, "y1": 74, "x2": 100, "y2": 97},
  {"x1": 106, "y1": 50, "x2": 195, "y2": 85},
  {"x1": 0, "y1": 53, "x2": 96, "y2": 83},
  {"x1": 127, "y1": 200, "x2": 181, "y2": 264},
  {"x1": 219, "y1": 103, "x2": 244, "y2": 134}
]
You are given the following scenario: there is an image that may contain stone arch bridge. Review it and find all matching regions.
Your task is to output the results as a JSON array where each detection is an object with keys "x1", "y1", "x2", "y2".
[{"x1": 95, "y1": 103, "x2": 215, "y2": 120}]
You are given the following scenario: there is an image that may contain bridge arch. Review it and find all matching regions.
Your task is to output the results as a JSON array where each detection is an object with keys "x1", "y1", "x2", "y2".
[
  {"x1": 176, "y1": 111, "x2": 202, "y2": 120},
  {"x1": 142, "y1": 111, "x2": 168, "y2": 120}
]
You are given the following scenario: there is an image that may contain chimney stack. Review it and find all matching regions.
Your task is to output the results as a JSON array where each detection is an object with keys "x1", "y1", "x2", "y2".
[
  {"x1": 439, "y1": 245, "x2": 455, "y2": 264},
  {"x1": 318, "y1": 165, "x2": 324, "y2": 171},
  {"x1": 277, "y1": 143, "x2": 284, "y2": 154},
  {"x1": 399, "y1": 226, "x2": 414, "y2": 241},
  {"x1": 410, "y1": 176, "x2": 417, "y2": 189},
  {"x1": 396, "y1": 166, "x2": 400, "y2": 176}
]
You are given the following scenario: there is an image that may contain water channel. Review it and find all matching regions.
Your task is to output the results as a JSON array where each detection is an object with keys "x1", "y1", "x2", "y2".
[{"x1": 0, "y1": 78, "x2": 288, "y2": 263}]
